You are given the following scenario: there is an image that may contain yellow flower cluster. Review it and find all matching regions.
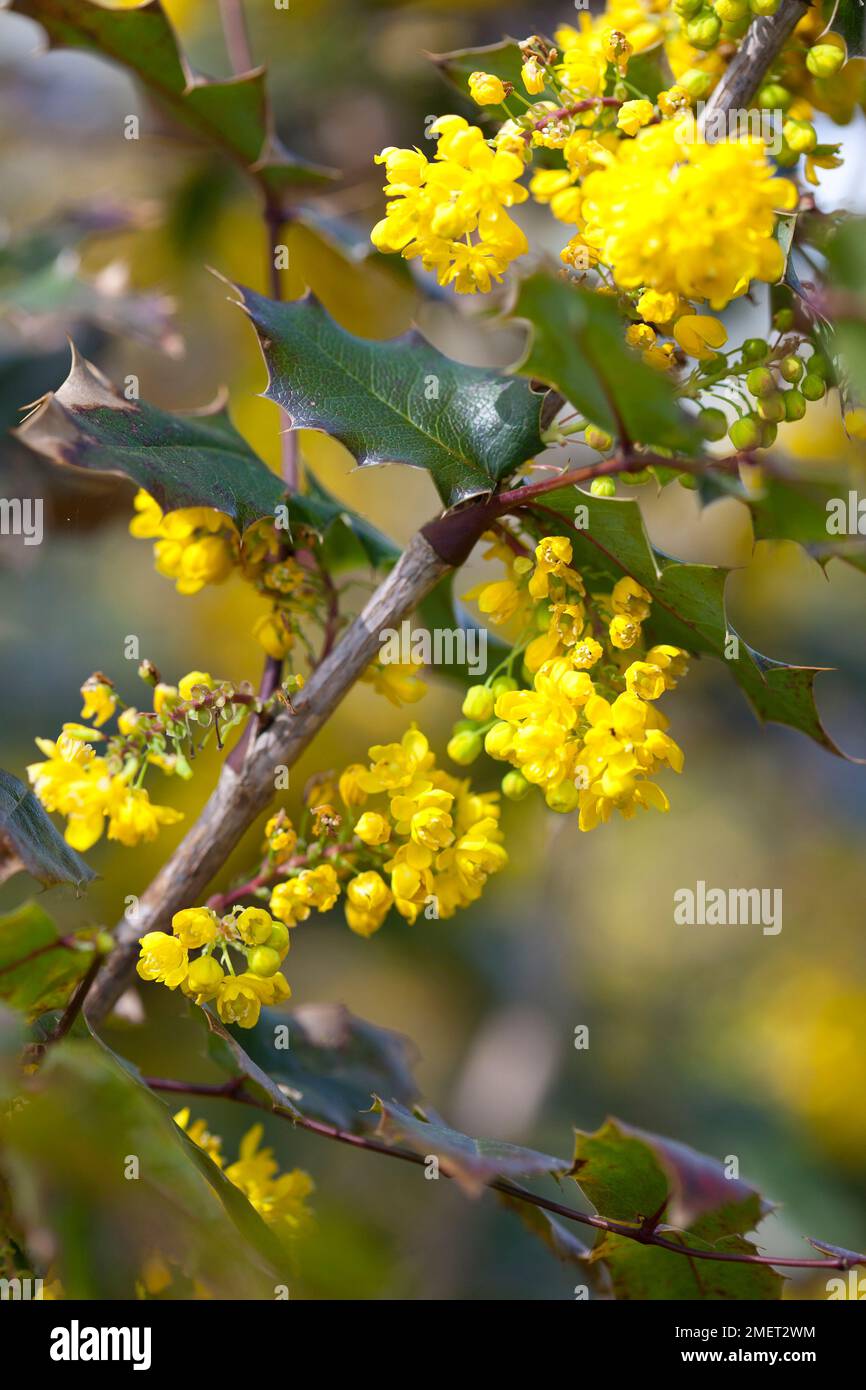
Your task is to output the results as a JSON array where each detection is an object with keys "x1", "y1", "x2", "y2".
[
  {"x1": 574, "y1": 122, "x2": 797, "y2": 310},
  {"x1": 263, "y1": 729, "x2": 507, "y2": 937},
  {"x1": 27, "y1": 668, "x2": 249, "y2": 851},
  {"x1": 371, "y1": 116, "x2": 528, "y2": 294},
  {"x1": 370, "y1": 3, "x2": 848, "y2": 321},
  {"x1": 465, "y1": 535, "x2": 688, "y2": 831},
  {"x1": 137, "y1": 904, "x2": 290, "y2": 1030},
  {"x1": 175, "y1": 1110, "x2": 313, "y2": 1240},
  {"x1": 130, "y1": 489, "x2": 321, "y2": 665}
]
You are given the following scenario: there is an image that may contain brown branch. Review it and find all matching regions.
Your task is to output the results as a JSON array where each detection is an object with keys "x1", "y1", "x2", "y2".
[
  {"x1": 85, "y1": 531, "x2": 451, "y2": 1022},
  {"x1": 142, "y1": 1074, "x2": 866, "y2": 1274},
  {"x1": 699, "y1": 0, "x2": 809, "y2": 132},
  {"x1": 218, "y1": 0, "x2": 254, "y2": 76}
]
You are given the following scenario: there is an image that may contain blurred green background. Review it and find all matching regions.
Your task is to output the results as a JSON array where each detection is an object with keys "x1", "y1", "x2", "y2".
[{"x1": 1, "y1": 0, "x2": 865, "y2": 1299}]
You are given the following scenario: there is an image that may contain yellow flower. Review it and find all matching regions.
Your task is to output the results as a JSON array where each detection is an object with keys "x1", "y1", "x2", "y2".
[
  {"x1": 106, "y1": 781, "x2": 183, "y2": 846},
  {"x1": 153, "y1": 682, "x2": 178, "y2": 715},
  {"x1": 645, "y1": 644, "x2": 689, "y2": 689},
  {"x1": 174, "y1": 1107, "x2": 224, "y2": 1166},
  {"x1": 171, "y1": 906, "x2": 218, "y2": 948},
  {"x1": 224, "y1": 1125, "x2": 313, "y2": 1235},
  {"x1": 521, "y1": 57, "x2": 545, "y2": 95},
  {"x1": 625, "y1": 661, "x2": 667, "y2": 701},
  {"x1": 361, "y1": 727, "x2": 434, "y2": 794},
  {"x1": 137, "y1": 931, "x2": 189, "y2": 989},
  {"x1": 265, "y1": 813, "x2": 298, "y2": 858},
  {"x1": 611, "y1": 576, "x2": 652, "y2": 620},
  {"x1": 362, "y1": 660, "x2": 427, "y2": 707},
  {"x1": 636, "y1": 289, "x2": 679, "y2": 325},
  {"x1": 338, "y1": 764, "x2": 368, "y2": 808},
  {"x1": 468, "y1": 71, "x2": 507, "y2": 105},
  {"x1": 216, "y1": 974, "x2": 263, "y2": 1028},
  {"x1": 269, "y1": 864, "x2": 340, "y2": 927},
  {"x1": 353, "y1": 811, "x2": 392, "y2": 846},
  {"x1": 579, "y1": 126, "x2": 797, "y2": 309},
  {"x1": 185, "y1": 954, "x2": 225, "y2": 1003},
  {"x1": 673, "y1": 314, "x2": 728, "y2": 360},
  {"x1": 617, "y1": 99, "x2": 654, "y2": 136},
  {"x1": 236, "y1": 906, "x2": 274, "y2": 945},
  {"x1": 345, "y1": 871, "x2": 393, "y2": 937},
  {"x1": 253, "y1": 611, "x2": 294, "y2": 660},
  {"x1": 178, "y1": 670, "x2": 213, "y2": 701},
  {"x1": 608, "y1": 614, "x2": 642, "y2": 650},
  {"x1": 79, "y1": 676, "x2": 116, "y2": 728}
]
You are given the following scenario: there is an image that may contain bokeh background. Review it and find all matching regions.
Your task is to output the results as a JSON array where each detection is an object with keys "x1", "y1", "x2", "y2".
[{"x1": 1, "y1": 0, "x2": 865, "y2": 1299}]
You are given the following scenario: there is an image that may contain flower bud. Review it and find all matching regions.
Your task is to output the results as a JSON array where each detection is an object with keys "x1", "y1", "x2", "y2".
[
  {"x1": 746, "y1": 366, "x2": 775, "y2": 398},
  {"x1": 461, "y1": 685, "x2": 495, "y2": 722},
  {"x1": 698, "y1": 407, "x2": 727, "y2": 441},
  {"x1": 783, "y1": 118, "x2": 817, "y2": 154},
  {"x1": 502, "y1": 771, "x2": 531, "y2": 801},
  {"x1": 801, "y1": 374, "x2": 826, "y2": 401},
  {"x1": 678, "y1": 68, "x2": 714, "y2": 100},
  {"x1": 757, "y1": 393, "x2": 785, "y2": 423},
  {"x1": 779, "y1": 356, "x2": 803, "y2": 383},
  {"x1": 783, "y1": 389, "x2": 806, "y2": 421},
  {"x1": 248, "y1": 946, "x2": 281, "y2": 978},
  {"x1": 749, "y1": 0, "x2": 780, "y2": 13},
  {"x1": 585, "y1": 425, "x2": 613, "y2": 451},
  {"x1": 447, "y1": 729, "x2": 483, "y2": 765},
  {"x1": 742, "y1": 338, "x2": 769, "y2": 362},
  {"x1": 729, "y1": 416, "x2": 762, "y2": 451},
  {"x1": 590, "y1": 477, "x2": 617, "y2": 497},
  {"x1": 757, "y1": 83, "x2": 791, "y2": 111},
  {"x1": 685, "y1": 10, "x2": 722, "y2": 49},
  {"x1": 806, "y1": 44, "x2": 846, "y2": 79},
  {"x1": 491, "y1": 675, "x2": 518, "y2": 698},
  {"x1": 545, "y1": 781, "x2": 581, "y2": 813}
]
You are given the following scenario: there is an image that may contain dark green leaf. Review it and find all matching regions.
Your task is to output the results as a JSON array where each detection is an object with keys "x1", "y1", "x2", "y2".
[
  {"x1": 210, "y1": 1001, "x2": 423, "y2": 1133},
  {"x1": 1, "y1": 1033, "x2": 289, "y2": 1297},
  {"x1": 0, "y1": 901, "x2": 96, "y2": 1016},
  {"x1": 530, "y1": 486, "x2": 861, "y2": 758},
  {"x1": 570, "y1": 1119, "x2": 783, "y2": 1301},
  {"x1": 373, "y1": 1097, "x2": 570, "y2": 1196},
  {"x1": 234, "y1": 284, "x2": 546, "y2": 506},
  {"x1": 0, "y1": 767, "x2": 96, "y2": 890},
  {"x1": 700, "y1": 469, "x2": 866, "y2": 574},
  {"x1": 16, "y1": 346, "x2": 287, "y2": 532},
  {"x1": 10, "y1": 0, "x2": 333, "y2": 197},
  {"x1": 303, "y1": 469, "x2": 400, "y2": 570},
  {"x1": 514, "y1": 271, "x2": 701, "y2": 453},
  {"x1": 496, "y1": 1191, "x2": 593, "y2": 1268}
]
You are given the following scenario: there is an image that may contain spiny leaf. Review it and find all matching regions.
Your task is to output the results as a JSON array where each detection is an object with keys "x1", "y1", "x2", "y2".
[
  {"x1": 0, "y1": 768, "x2": 96, "y2": 891},
  {"x1": 233, "y1": 283, "x2": 546, "y2": 507},
  {"x1": 514, "y1": 271, "x2": 702, "y2": 454},
  {"x1": 700, "y1": 469, "x2": 866, "y2": 574},
  {"x1": 372, "y1": 1097, "x2": 570, "y2": 1197},
  {"x1": 496, "y1": 1191, "x2": 593, "y2": 1269},
  {"x1": 570, "y1": 1119, "x2": 783, "y2": 1301},
  {"x1": 0, "y1": 902, "x2": 96, "y2": 1017},
  {"x1": 570, "y1": 1119, "x2": 774, "y2": 1232},
  {"x1": 9, "y1": 0, "x2": 333, "y2": 199},
  {"x1": 208, "y1": 1002, "x2": 423, "y2": 1134},
  {"x1": 15, "y1": 348, "x2": 397, "y2": 556},
  {"x1": 530, "y1": 485, "x2": 863, "y2": 759}
]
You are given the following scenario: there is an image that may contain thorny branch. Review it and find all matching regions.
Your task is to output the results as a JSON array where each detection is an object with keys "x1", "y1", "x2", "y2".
[{"x1": 142, "y1": 1073, "x2": 866, "y2": 1275}]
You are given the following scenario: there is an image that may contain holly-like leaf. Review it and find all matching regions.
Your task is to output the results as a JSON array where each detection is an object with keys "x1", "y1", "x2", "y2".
[
  {"x1": 570, "y1": 1119, "x2": 783, "y2": 1300},
  {"x1": 15, "y1": 347, "x2": 398, "y2": 556},
  {"x1": 0, "y1": 768, "x2": 96, "y2": 890},
  {"x1": 530, "y1": 486, "x2": 862, "y2": 759},
  {"x1": 373, "y1": 1097, "x2": 570, "y2": 1197},
  {"x1": 9, "y1": 0, "x2": 333, "y2": 199},
  {"x1": 700, "y1": 469, "x2": 866, "y2": 574},
  {"x1": 15, "y1": 346, "x2": 286, "y2": 532},
  {"x1": 514, "y1": 272, "x2": 701, "y2": 454},
  {"x1": 209, "y1": 1002, "x2": 423, "y2": 1133},
  {"x1": 496, "y1": 1191, "x2": 593, "y2": 1268},
  {"x1": 233, "y1": 284, "x2": 546, "y2": 506},
  {"x1": 0, "y1": 1032, "x2": 290, "y2": 1297},
  {"x1": 0, "y1": 902, "x2": 97, "y2": 1017}
]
